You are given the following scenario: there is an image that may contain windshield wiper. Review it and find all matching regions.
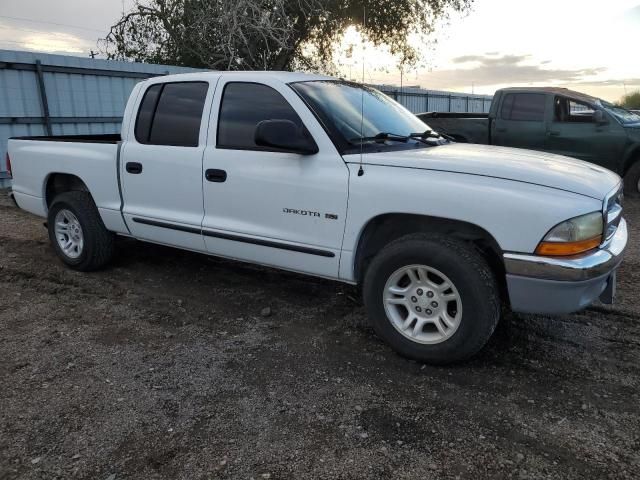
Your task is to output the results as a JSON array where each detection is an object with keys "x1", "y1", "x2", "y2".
[
  {"x1": 349, "y1": 132, "x2": 410, "y2": 144},
  {"x1": 410, "y1": 130, "x2": 455, "y2": 142}
]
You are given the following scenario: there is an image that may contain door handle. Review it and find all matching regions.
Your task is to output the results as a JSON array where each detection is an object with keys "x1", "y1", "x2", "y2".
[
  {"x1": 205, "y1": 169, "x2": 227, "y2": 183},
  {"x1": 126, "y1": 162, "x2": 143, "y2": 174},
  {"x1": 548, "y1": 131, "x2": 561, "y2": 137}
]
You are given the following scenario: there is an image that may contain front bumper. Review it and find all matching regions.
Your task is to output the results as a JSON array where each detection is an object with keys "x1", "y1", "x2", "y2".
[{"x1": 504, "y1": 218, "x2": 627, "y2": 314}]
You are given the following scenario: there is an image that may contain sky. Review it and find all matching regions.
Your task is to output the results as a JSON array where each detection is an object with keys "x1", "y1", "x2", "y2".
[{"x1": 0, "y1": 0, "x2": 638, "y2": 102}]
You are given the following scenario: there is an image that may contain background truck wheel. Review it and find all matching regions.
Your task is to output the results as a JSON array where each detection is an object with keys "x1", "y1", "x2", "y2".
[
  {"x1": 623, "y1": 160, "x2": 640, "y2": 198},
  {"x1": 47, "y1": 191, "x2": 115, "y2": 271},
  {"x1": 363, "y1": 234, "x2": 500, "y2": 364}
]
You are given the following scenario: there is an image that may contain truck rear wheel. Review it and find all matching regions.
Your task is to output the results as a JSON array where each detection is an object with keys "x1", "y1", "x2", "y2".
[
  {"x1": 363, "y1": 234, "x2": 500, "y2": 364},
  {"x1": 47, "y1": 191, "x2": 115, "y2": 271},
  {"x1": 623, "y1": 160, "x2": 640, "y2": 198}
]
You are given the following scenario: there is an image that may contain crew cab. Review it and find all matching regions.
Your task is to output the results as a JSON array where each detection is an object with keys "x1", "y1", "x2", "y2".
[
  {"x1": 418, "y1": 87, "x2": 640, "y2": 196},
  {"x1": 7, "y1": 72, "x2": 628, "y2": 364}
]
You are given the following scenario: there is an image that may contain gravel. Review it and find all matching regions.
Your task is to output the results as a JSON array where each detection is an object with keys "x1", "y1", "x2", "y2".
[{"x1": 1, "y1": 188, "x2": 639, "y2": 479}]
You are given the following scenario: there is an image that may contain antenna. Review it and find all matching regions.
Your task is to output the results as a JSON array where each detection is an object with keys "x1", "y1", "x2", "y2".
[{"x1": 358, "y1": 7, "x2": 366, "y2": 177}]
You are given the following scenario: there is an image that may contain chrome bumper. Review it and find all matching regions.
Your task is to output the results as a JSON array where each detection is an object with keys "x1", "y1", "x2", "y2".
[
  {"x1": 504, "y1": 218, "x2": 627, "y2": 282},
  {"x1": 503, "y1": 219, "x2": 627, "y2": 314}
]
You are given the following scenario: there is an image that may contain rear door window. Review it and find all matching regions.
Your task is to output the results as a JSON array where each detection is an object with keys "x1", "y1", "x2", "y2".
[
  {"x1": 134, "y1": 84, "x2": 162, "y2": 143},
  {"x1": 135, "y1": 82, "x2": 209, "y2": 147},
  {"x1": 500, "y1": 93, "x2": 546, "y2": 121}
]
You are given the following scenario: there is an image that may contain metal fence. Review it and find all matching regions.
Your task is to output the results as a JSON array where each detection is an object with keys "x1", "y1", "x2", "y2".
[
  {"x1": 0, "y1": 49, "x2": 201, "y2": 187},
  {"x1": 0, "y1": 49, "x2": 493, "y2": 187},
  {"x1": 375, "y1": 84, "x2": 493, "y2": 114}
]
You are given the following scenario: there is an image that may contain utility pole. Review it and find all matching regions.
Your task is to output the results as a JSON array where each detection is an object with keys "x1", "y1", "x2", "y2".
[{"x1": 89, "y1": 50, "x2": 97, "y2": 59}]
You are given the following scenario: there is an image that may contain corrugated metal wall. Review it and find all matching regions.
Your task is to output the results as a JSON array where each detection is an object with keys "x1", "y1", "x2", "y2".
[
  {"x1": 0, "y1": 49, "x2": 201, "y2": 187},
  {"x1": 0, "y1": 49, "x2": 493, "y2": 188},
  {"x1": 375, "y1": 85, "x2": 493, "y2": 114}
]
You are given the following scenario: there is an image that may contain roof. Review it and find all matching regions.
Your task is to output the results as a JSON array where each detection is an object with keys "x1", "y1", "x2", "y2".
[
  {"x1": 148, "y1": 70, "x2": 334, "y2": 84},
  {"x1": 500, "y1": 86, "x2": 600, "y2": 104}
]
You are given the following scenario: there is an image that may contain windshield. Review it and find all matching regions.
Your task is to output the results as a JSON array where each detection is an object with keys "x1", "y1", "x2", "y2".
[
  {"x1": 601, "y1": 101, "x2": 640, "y2": 125},
  {"x1": 291, "y1": 80, "x2": 432, "y2": 149}
]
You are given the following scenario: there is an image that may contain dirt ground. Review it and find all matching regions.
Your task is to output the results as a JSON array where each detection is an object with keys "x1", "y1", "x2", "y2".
[{"x1": 0, "y1": 189, "x2": 639, "y2": 480}]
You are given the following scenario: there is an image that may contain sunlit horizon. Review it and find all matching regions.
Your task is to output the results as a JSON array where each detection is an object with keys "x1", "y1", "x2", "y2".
[{"x1": 0, "y1": 0, "x2": 638, "y2": 102}]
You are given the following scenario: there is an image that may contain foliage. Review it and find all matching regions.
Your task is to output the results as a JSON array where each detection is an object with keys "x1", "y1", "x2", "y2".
[
  {"x1": 99, "y1": 0, "x2": 472, "y2": 71},
  {"x1": 619, "y1": 91, "x2": 640, "y2": 110}
]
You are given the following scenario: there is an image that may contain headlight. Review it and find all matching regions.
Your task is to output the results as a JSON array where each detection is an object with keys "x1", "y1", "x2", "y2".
[{"x1": 535, "y1": 212, "x2": 603, "y2": 256}]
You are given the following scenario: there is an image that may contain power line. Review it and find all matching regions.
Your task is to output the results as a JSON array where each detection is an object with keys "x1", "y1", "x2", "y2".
[{"x1": 0, "y1": 15, "x2": 106, "y2": 34}]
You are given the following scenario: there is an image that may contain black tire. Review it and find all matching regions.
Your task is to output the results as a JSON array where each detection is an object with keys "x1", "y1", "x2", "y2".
[
  {"x1": 363, "y1": 234, "x2": 500, "y2": 365},
  {"x1": 47, "y1": 191, "x2": 115, "y2": 271},
  {"x1": 623, "y1": 160, "x2": 640, "y2": 198}
]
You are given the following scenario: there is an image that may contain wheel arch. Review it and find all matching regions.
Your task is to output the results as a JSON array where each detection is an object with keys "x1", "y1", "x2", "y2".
[
  {"x1": 44, "y1": 173, "x2": 92, "y2": 210},
  {"x1": 622, "y1": 144, "x2": 640, "y2": 175},
  {"x1": 353, "y1": 213, "x2": 505, "y2": 288}
]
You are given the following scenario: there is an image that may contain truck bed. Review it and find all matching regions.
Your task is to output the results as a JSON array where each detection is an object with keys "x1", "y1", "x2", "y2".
[{"x1": 8, "y1": 134, "x2": 124, "y2": 233}]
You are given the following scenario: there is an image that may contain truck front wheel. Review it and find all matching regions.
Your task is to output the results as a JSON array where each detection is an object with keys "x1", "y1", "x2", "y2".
[
  {"x1": 363, "y1": 234, "x2": 500, "y2": 364},
  {"x1": 623, "y1": 160, "x2": 640, "y2": 197},
  {"x1": 47, "y1": 191, "x2": 115, "y2": 271}
]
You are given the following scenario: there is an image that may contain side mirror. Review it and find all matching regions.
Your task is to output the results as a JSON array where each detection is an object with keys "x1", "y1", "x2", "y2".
[
  {"x1": 254, "y1": 119, "x2": 319, "y2": 155},
  {"x1": 593, "y1": 110, "x2": 608, "y2": 125}
]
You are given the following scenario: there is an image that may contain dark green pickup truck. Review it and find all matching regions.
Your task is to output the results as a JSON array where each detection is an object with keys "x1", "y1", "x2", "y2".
[{"x1": 418, "y1": 87, "x2": 640, "y2": 195}]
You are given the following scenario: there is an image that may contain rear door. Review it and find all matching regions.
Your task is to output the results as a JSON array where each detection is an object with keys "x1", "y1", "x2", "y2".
[
  {"x1": 200, "y1": 77, "x2": 349, "y2": 278},
  {"x1": 491, "y1": 93, "x2": 548, "y2": 149},
  {"x1": 120, "y1": 78, "x2": 218, "y2": 251}
]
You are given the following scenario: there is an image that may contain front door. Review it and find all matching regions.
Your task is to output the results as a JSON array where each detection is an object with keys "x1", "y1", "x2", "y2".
[
  {"x1": 491, "y1": 92, "x2": 548, "y2": 149},
  {"x1": 201, "y1": 76, "x2": 349, "y2": 278},
  {"x1": 545, "y1": 96, "x2": 627, "y2": 172},
  {"x1": 121, "y1": 78, "x2": 218, "y2": 252}
]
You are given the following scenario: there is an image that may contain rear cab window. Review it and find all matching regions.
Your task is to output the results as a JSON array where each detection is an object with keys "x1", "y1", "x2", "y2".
[
  {"x1": 135, "y1": 82, "x2": 209, "y2": 147},
  {"x1": 500, "y1": 93, "x2": 546, "y2": 121}
]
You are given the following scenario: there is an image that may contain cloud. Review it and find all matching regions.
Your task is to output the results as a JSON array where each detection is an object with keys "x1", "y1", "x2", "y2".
[
  {"x1": 626, "y1": 4, "x2": 640, "y2": 22},
  {"x1": 21, "y1": 32, "x2": 87, "y2": 54},
  {"x1": 418, "y1": 54, "x2": 606, "y2": 90},
  {"x1": 569, "y1": 78, "x2": 640, "y2": 87},
  {"x1": 452, "y1": 54, "x2": 530, "y2": 66},
  {"x1": 0, "y1": 21, "x2": 92, "y2": 54}
]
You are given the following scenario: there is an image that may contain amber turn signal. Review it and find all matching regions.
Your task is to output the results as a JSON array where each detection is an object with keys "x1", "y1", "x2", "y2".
[{"x1": 535, "y1": 236, "x2": 602, "y2": 256}]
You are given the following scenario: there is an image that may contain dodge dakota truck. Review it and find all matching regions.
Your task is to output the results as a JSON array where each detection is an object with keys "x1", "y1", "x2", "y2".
[
  {"x1": 7, "y1": 72, "x2": 627, "y2": 364},
  {"x1": 418, "y1": 87, "x2": 640, "y2": 196}
]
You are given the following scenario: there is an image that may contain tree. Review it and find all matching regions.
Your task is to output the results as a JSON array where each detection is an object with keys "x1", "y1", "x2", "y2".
[
  {"x1": 100, "y1": 0, "x2": 471, "y2": 71},
  {"x1": 619, "y1": 91, "x2": 640, "y2": 110}
]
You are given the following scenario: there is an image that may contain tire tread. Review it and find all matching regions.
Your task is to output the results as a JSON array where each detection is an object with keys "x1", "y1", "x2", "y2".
[
  {"x1": 363, "y1": 233, "x2": 500, "y2": 364},
  {"x1": 48, "y1": 191, "x2": 115, "y2": 271}
]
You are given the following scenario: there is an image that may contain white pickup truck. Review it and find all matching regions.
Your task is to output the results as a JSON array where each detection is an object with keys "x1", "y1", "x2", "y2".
[{"x1": 7, "y1": 72, "x2": 628, "y2": 364}]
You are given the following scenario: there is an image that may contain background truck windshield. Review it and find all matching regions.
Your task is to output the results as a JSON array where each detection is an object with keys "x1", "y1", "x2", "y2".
[
  {"x1": 601, "y1": 102, "x2": 640, "y2": 125},
  {"x1": 292, "y1": 80, "x2": 430, "y2": 147}
]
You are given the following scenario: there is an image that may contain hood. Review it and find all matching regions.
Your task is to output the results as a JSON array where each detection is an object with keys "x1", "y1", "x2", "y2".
[{"x1": 358, "y1": 143, "x2": 620, "y2": 200}]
